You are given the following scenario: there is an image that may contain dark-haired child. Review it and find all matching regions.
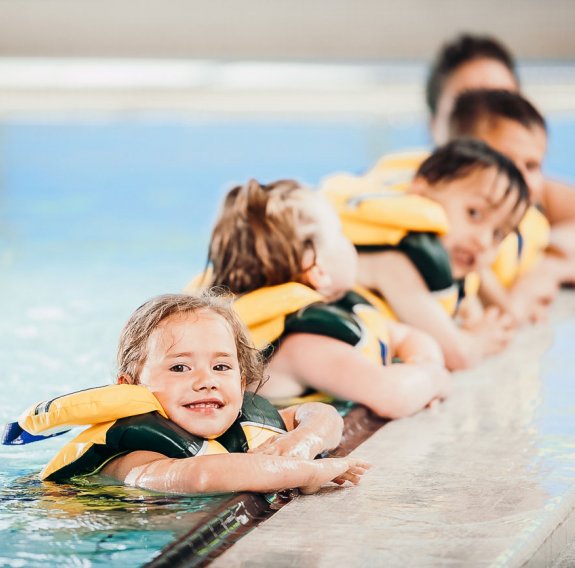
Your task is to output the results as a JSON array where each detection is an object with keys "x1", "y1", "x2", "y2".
[
  {"x1": 448, "y1": 89, "x2": 575, "y2": 323},
  {"x1": 426, "y1": 33, "x2": 519, "y2": 146},
  {"x1": 324, "y1": 139, "x2": 529, "y2": 370}
]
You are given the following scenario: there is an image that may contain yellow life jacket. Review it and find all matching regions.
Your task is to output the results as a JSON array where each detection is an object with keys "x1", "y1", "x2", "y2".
[
  {"x1": 367, "y1": 149, "x2": 429, "y2": 189},
  {"x1": 234, "y1": 283, "x2": 391, "y2": 366},
  {"x1": 321, "y1": 173, "x2": 463, "y2": 316},
  {"x1": 233, "y1": 283, "x2": 324, "y2": 350},
  {"x1": 321, "y1": 172, "x2": 449, "y2": 246},
  {"x1": 491, "y1": 206, "x2": 550, "y2": 287},
  {"x1": 3, "y1": 385, "x2": 286, "y2": 482}
]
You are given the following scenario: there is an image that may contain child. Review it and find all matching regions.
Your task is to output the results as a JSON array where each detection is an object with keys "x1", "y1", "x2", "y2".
[
  {"x1": 425, "y1": 33, "x2": 519, "y2": 146},
  {"x1": 364, "y1": 34, "x2": 519, "y2": 192},
  {"x1": 323, "y1": 139, "x2": 529, "y2": 371},
  {"x1": 448, "y1": 89, "x2": 575, "y2": 323},
  {"x1": 202, "y1": 179, "x2": 451, "y2": 418},
  {"x1": 426, "y1": 34, "x2": 575, "y2": 261},
  {"x1": 5, "y1": 292, "x2": 369, "y2": 494}
]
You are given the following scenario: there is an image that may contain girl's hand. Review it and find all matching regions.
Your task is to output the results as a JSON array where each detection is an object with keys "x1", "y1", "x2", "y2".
[
  {"x1": 466, "y1": 306, "x2": 516, "y2": 357},
  {"x1": 300, "y1": 457, "x2": 371, "y2": 494},
  {"x1": 409, "y1": 361, "x2": 452, "y2": 400},
  {"x1": 249, "y1": 430, "x2": 323, "y2": 459}
]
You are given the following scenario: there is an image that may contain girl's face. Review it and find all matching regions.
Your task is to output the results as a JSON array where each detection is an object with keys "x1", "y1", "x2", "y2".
[
  {"x1": 306, "y1": 197, "x2": 359, "y2": 300},
  {"x1": 137, "y1": 309, "x2": 244, "y2": 439},
  {"x1": 431, "y1": 58, "x2": 519, "y2": 145},
  {"x1": 414, "y1": 166, "x2": 525, "y2": 279}
]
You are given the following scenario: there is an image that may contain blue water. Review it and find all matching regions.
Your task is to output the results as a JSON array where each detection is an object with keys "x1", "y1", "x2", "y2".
[{"x1": 1, "y1": 111, "x2": 574, "y2": 567}]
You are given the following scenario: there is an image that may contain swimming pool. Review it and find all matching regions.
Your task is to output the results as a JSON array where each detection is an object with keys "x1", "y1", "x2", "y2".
[{"x1": 1, "y1": 111, "x2": 574, "y2": 566}]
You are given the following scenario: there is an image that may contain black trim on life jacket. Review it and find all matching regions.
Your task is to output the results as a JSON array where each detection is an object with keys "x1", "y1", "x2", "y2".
[
  {"x1": 356, "y1": 232, "x2": 453, "y2": 292},
  {"x1": 45, "y1": 393, "x2": 285, "y2": 482},
  {"x1": 283, "y1": 300, "x2": 364, "y2": 347}
]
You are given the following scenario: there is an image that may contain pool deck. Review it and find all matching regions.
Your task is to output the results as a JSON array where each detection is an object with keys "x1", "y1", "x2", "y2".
[{"x1": 213, "y1": 291, "x2": 575, "y2": 567}]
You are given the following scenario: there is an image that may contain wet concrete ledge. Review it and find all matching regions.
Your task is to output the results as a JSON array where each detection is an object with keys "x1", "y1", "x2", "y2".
[{"x1": 213, "y1": 291, "x2": 575, "y2": 567}]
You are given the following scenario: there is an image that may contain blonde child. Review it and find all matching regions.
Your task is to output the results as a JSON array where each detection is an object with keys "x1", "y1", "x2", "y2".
[
  {"x1": 203, "y1": 179, "x2": 451, "y2": 419},
  {"x1": 324, "y1": 139, "x2": 530, "y2": 371},
  {"x1": 448, "y1": 89, "x2": 575, "y2": 323},
  {"x1": 6, "y1": 293, "x2": 369, "y2": 494}
]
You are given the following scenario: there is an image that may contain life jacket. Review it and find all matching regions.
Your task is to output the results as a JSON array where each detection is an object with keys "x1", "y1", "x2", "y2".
[
  {"x1": 491, "y1": 206, "x2": 550, "y2": 288},
  {"x1": 233, "y1": 283, "x2": 324, "y2": 350},
  {"x1": 234, "y1": 283, "x2": 391, "y2": 366},
  {"x1": 366, "y1": 148, "x2": 550, "y2": 289},
  {"x1": 321, "y1": 173, "x2": 462, "y2": 316},
  {"x1": 367, "y1": 149, "x2": 429, "y2": 189},
  {"x1": 2, "y1": 384, "x2": 286, "y2": 482}
]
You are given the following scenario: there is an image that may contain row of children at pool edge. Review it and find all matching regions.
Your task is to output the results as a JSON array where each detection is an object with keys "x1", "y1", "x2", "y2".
[{"x1": 9, "y1": 34, "x2": 575, "y2": 496}]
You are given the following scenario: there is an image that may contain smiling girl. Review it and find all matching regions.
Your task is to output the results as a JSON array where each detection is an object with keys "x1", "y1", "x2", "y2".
[{"x1": 9, "y1": 293, "x2": 368, "y2": 494}]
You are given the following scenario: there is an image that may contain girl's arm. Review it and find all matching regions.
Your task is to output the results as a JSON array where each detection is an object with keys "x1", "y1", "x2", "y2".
[
  {"x1": 358, "y1": 251, "x2": 514, "y2": 370},
  {"x1": 266, "y1": 332, "x2": 451, "y2": 419},
  {"x1": 478, "y1": 253, "x2": 575, "y2": 325},
  {"x1": 479, "y1": 265, "x2": 557, "y2": 325},
  {"x1": 385, "y1": 321, "x2": 450, "y2": 409},
  {"x1": 386, "y1": 320, "x2": 445, "y2": 366},
  {"x1": 249, "y1": 403, "x2": 343, "y2": 459},
  {"x1": 101, "y1": 450, "x2": 369, "y2": 494}
]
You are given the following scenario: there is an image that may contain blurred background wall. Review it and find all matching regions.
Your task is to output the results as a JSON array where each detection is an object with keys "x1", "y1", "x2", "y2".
[{"x1": 0, "y1": 0, "x2": 574, "y2": 60}]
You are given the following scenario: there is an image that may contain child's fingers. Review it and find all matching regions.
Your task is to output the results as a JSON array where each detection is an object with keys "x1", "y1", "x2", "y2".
[
  {"x1": 490, "y1": 327, "x2": 515, "y2": 354},
  {"x1": 496, "y1": 312, "x2": 516, "y2": 330},
  {"x1": 483, "y1": 306, "x2": 502, "y2": 321},
  {"x1": 529, "y1": 303, "x2": 549, "y2": 324},
  {"x1": 331, "y1": 460, "x2": 371, "y2": 485},
  {"x1": 332, "y1": 465, "x2": 371, "y2": 486},
  {"x1": 298, "y1": 459, "x2": 371, "y2": 493},
  {"x1": 346, "y1": 459, "x2": 371, "y2": 470},
  {"x1": 485, "y1": 307, "x2": 513, "y2": 332}
]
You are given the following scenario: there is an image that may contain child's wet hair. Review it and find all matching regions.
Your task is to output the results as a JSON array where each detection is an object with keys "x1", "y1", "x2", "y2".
[
  {"x1": 207, "y1": 178, "x2": 318, "y2": 294},
  {"x1": 117, "y1": 291, "x2": 264, "y2": 389},
  {"x1": 416, "y1": 138, "x2": 529, "y2": 214},
  {"x1": 448, "y1": 89, "x2": 547, "y2": 138},
  {"x1": 426, "y1": 33, "x2": 518, "y2": 116}
]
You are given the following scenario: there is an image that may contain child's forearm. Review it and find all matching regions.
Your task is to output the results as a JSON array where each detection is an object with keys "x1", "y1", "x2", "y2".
[
  {"x1": 390, "y1": 322, "x2": 445, "y2": 366},
  {"x1": 444, "y1": 329, "x2": 485, "y2": 370},
  {"x1": 375, "y1": 363, "x2": 450, "y2": 419},
  {"x1": 290, "y1": 403, "x2": 344, "y2": 456},
  {"x1": 119, "y1": 453, "x2": 353, "y2": 494}
]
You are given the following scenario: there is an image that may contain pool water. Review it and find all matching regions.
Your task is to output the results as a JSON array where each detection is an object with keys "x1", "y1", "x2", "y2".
[{"x1": 1, "y1": 112, "x2": 574, "y2": 567}]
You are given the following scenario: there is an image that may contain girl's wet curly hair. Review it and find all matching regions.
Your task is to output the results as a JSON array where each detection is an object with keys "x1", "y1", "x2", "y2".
[{"x1": 117, "y1": 291, "x2": 264, "y2": 390}]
